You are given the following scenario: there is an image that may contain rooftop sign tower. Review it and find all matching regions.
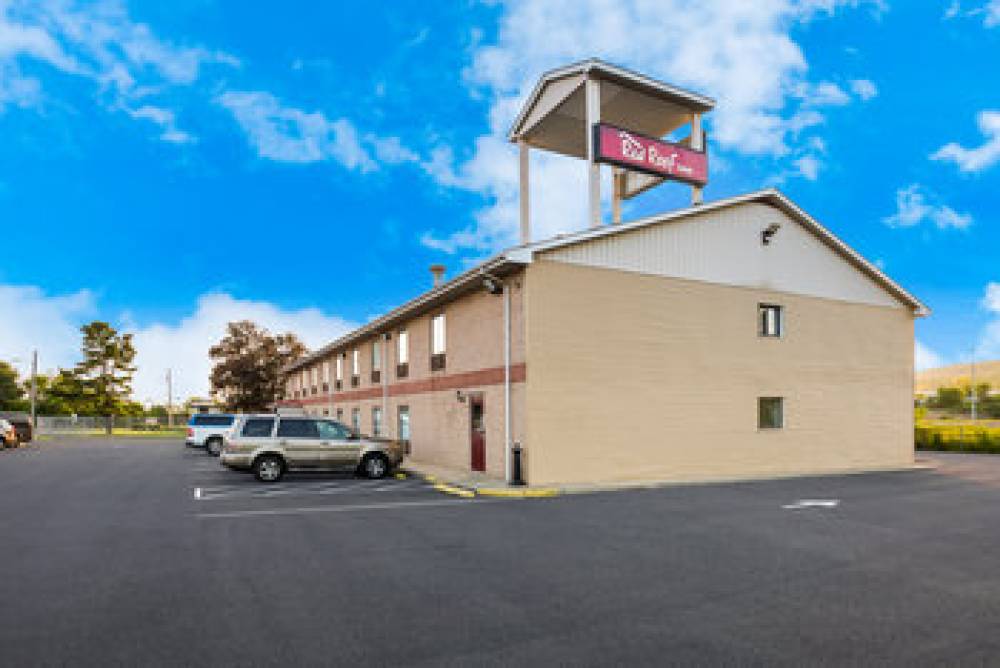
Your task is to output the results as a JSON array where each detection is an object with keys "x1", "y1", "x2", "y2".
[{"x1": 508, "y1": 59, "x2": 715, "y2": 243}]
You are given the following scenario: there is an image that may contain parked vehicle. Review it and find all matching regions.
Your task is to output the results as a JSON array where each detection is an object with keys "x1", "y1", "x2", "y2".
[
  {"x1": 0, "y1": 412, "x2": 32, "y2": 443},
  {"x1": 185, "y1": 414, "x2": 236, "y2": 456},
  {"x1": 220, "y1": 414, "x2": 405, "y2": 482},
  {"x1": 0, "y1": 419, "x2": 19, "y2": 449}
]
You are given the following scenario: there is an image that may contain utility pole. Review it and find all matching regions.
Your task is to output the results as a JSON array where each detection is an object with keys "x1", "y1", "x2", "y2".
[
  {"x1": 970, "y1": 350, "x2": 978, "y2": 422},
  {"x1": 29, "y1": 349, "x2": 37, "y2": 428},
  {"x1": 166, "y1": 369, "x2": 173, "y2": 428}
]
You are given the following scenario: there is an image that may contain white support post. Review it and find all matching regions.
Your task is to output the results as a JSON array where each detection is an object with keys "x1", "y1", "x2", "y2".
[
  {"x1": 690, "y1": 113, "x2": 704, "y2": 205},
  {"x1": 518, "y1": 140, "x2": 530, "y2": 244},
  {"x1": 585, "y1": 77, "x2": 602, "y2": 228}
]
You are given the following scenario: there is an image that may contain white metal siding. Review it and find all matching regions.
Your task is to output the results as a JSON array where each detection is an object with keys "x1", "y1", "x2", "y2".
[{"x1": 540, "y1": 202, "x2": 902, "y2": 309}]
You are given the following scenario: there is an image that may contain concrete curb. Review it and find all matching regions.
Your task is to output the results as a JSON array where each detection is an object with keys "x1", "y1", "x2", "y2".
[{"x1": 430, "y1": 482, "x2": 476, "y2": 498}]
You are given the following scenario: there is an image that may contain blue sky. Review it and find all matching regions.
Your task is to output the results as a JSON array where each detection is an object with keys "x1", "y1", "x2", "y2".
[{"x1": 1, "y1": 0, "x2": 999, "y2": 401}]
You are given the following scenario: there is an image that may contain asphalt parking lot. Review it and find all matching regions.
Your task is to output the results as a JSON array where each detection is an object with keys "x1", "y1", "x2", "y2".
[{"x1": 4, "y1": 438, "x2": 1000, "y2": 666}]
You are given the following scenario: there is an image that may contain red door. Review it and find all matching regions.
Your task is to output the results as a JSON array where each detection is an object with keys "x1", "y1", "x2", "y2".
[{"x1": 470, "y1": 395, "x2": 485, "y2": 472}]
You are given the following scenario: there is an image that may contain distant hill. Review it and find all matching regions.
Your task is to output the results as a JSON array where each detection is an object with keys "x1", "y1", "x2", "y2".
[{"x1": 916, "y1": 360, "x2": 1000, "y2": 393}]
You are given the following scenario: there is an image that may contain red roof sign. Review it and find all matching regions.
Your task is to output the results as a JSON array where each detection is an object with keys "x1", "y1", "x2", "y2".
[{"x1": 593, "y1": 123, "x2": 707, "y2": 187}]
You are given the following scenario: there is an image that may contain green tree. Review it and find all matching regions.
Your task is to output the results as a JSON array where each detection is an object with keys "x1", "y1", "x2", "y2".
[
  {"x1": 75, "y1": 321, "x2": 137, "y2": 433},
  {"x1": 43, "y1": 369, "x2": 91, "y2": 415},
  {"x1": 0, "y1": 361, "x2": 25, "y2": 410},
  {"x1": 210, "y1": 321, "x2": 306, "y2": 412},
  {"x1": 932, "y1": 387, "x2": 964, "y2": 411}
]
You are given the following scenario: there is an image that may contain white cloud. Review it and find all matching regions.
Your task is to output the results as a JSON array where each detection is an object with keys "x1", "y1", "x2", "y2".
[
  {"x1": 0, "y1": 283, "x2": 356, "y2": 404},
  {"x1": 794, "y1": 155, "x2": 822, "y2": 180},
  {"x1": 883, "y1": 184, "x2": 972, "y2": 230},
  {"x1": 422, "y1": 0, "x2": 887, "y2": 253},
  {"x1": 0, "y1": 284, "x2": 95, "y2": 376},
  {"x1": 945, "y1": 1, "x2": 1000, "y2": 26},
  {"x1": 931, "y1": 110, "x2": 1000, "y2": 173},
  {"x1": 127, "y1": 105, "x2": 194, "y2": 144},
  {"x1": 130, "y1": 293, "x2": 357, "y2": 403},
  {"x1": 216, "y1": 90, "x2": 377, "y2": 170},
  {"x1": 0, "y1": 0, "x2": 237, "y2": 140},
  {"x1": 915, "y1": 340, "x2": 945, "y2": 371},
  {"x1": 849, "y1": 78, "x2": 878, "y2": 101},
  {"x1": 977, "y1": 282, "x2": 1000, "y2": 359}
]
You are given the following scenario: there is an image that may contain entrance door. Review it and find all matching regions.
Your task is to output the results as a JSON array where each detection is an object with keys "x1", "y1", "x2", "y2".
[{"x1": 470, "y1": 394, "x2": 485, "y2": 472}]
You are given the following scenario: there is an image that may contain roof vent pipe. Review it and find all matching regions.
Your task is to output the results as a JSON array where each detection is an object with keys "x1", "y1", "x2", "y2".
[{"x1": 430, "y1": 264, "x2": 446, "y2": 288}]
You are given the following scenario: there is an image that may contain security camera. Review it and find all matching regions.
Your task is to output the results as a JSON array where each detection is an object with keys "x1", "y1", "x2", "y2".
[
  {"x1": 762, "y1": 223, "x2": 781, "y2": 246},
  {"x1": 482, "y1": 276, "x2": 503, "y2": 295}
]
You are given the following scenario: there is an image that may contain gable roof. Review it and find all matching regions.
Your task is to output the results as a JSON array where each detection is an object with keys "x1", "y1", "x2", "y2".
[
  {"x1": 515, "y1": 188, "x2": 929, "y2": 316},
  {"x1": 284, "y1": 189, "x2": 926, "y2": 374},
  {"x1": 508, "y1": 59, "x2": 716, "y2": 144}
]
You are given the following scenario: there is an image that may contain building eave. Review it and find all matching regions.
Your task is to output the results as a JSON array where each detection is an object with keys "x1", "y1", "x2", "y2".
[{"x1": 282, "y1": 254, "x2": 525, "y2": 375}]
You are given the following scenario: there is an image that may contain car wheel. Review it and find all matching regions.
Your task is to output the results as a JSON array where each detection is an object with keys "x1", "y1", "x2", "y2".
[
  {"x1": 253, "y1": 455, "x2": 285, "y2": 483},
  {"x1": 205, "y1": 437, "x2": 223, "y2": 457},
  {"x1": 361, "y1": 453, "x2": 390, "y2": 480}
]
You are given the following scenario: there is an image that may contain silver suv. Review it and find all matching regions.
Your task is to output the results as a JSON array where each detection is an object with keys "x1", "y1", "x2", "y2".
[
  {"x1": 220, "y1": 415, "x2": 405, "y2": 482},
  {"x1": 186, "y1": 414, "x2": 236, "y2": 456}
]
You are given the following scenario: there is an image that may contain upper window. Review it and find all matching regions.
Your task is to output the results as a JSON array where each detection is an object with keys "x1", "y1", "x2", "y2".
[
  {"x1": 352, "y1": 349, "x2": 360, "y2": 376},
  {"x1": 758, "y1": 304, "x2": 783, "y2": 338},
  {"x1": 322, "y1": 362, "x2": 330, "y2": 383},
  {"x1": 277, "y1": 419, "x2": 320, "y2": 439},
  {"x1": 758, "y1": 397, "x2": 784, "y2": 429},
  {"x1": 371, "y1": 340, "x2": 382, "y2": 371},
  {"x1": 335, "y1": 356, "x2": 343, "y2": 381},
  {"x1": 431, "y1": 314, "x2": 446, "y2": 355},
  {"x1": 317, "y1": 420, "x2": 352, "y2": 440},
  {"x1": 397, "y1": 329, "x2": 409, "y2": 364},
  {"x1": 241, "y1": 417, "x2": 275, "y2": 438}
]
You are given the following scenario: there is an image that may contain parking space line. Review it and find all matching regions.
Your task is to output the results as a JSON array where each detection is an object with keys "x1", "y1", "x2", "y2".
[
  {"x1": 196, "y1": 497, "x2": 503, "y2": 519},
  {"x1": 192, "y1": 479, "x2": 429, "y2": 501}
]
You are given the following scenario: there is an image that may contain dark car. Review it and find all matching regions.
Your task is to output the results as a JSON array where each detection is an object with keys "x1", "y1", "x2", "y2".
[{"x1": 0, "y1": 413, "x2": 32, "y2": 444}]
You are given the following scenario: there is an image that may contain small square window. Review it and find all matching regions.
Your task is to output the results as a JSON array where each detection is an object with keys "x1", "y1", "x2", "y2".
[
  {"x1": 758, "y1": 397, "x2": 784, "y2": 429},
  {"x1": 758, "y1": 304, "x2": 783, "y2": 337}
]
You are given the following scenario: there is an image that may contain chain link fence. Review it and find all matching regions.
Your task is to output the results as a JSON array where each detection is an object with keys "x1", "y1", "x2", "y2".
[{"x1": 36, "y1": 415, "x2": 192, "y2": 434}]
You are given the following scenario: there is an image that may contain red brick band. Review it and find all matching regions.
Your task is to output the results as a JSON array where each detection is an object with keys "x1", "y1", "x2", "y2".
[{"x1": 279, "y1": 363, "x2": 526, "y2": 408}]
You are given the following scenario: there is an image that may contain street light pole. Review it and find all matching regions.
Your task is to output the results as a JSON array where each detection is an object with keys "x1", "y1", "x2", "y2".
[
  {"x1": 970, "y1": 349, "x2": 978, "y2": 422},
  {"x1": 166, "y1": 369, "x2": 173, "y2": 428},
  {"x1": 30, "y1": 349, "x2": 37, "y2": 428}
]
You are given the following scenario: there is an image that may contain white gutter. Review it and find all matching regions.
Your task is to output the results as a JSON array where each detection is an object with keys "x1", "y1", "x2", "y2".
[{"x1": 503, "y1": 281, "x2": 512, "y2": 484}]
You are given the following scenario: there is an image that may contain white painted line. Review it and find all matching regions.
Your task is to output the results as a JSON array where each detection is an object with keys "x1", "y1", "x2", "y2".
[
  {"x1": 782, "y1": 499, "x2": 840, "y2": 510},
  {"x1": 197, "y1": 497, "x2": 503, "y2": 519}
]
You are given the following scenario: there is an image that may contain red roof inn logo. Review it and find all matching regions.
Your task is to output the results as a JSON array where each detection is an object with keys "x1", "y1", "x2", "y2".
[{"x1": 594, "y1": 123, "x2": 708, "y2": 187}]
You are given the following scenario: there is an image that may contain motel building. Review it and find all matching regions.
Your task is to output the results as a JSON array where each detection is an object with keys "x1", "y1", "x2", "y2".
[{"x1": 278, "y1": 60, "x2": 927, "y2": 487}]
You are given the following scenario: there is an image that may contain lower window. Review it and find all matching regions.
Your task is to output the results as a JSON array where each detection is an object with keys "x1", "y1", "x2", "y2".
[
  {"x1": 397, "y1": 405, "x2": 410, "y2": 442},
  {"x1": 758, "y1": 397, "x2": 784, "y2": 429}
]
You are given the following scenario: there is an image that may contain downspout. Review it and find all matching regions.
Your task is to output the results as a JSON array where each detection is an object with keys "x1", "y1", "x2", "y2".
[
  {"x1": 503, "y1": 281, "x2": 512, "y2": 484},
  {"x1": 382, "y1": 333, "x2": 389, "y2": 435}
]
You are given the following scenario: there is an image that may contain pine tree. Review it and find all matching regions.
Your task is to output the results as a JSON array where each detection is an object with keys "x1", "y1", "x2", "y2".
[{"x1": 75, "y1": 321, "x2": 137, "y2": 433}]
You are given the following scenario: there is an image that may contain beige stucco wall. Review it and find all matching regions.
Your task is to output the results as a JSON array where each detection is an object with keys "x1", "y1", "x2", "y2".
[{"x1": 523, "y1": 259, "x2": 915, "y2": 486}]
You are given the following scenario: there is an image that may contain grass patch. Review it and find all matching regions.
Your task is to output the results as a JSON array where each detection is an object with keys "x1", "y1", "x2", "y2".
[
  {"x1": 916, "y1": 420, "x2": 1000, "y2": 454},
  {"x1": 42, "y1": 429, "x2": 186, "y2": 438}
]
